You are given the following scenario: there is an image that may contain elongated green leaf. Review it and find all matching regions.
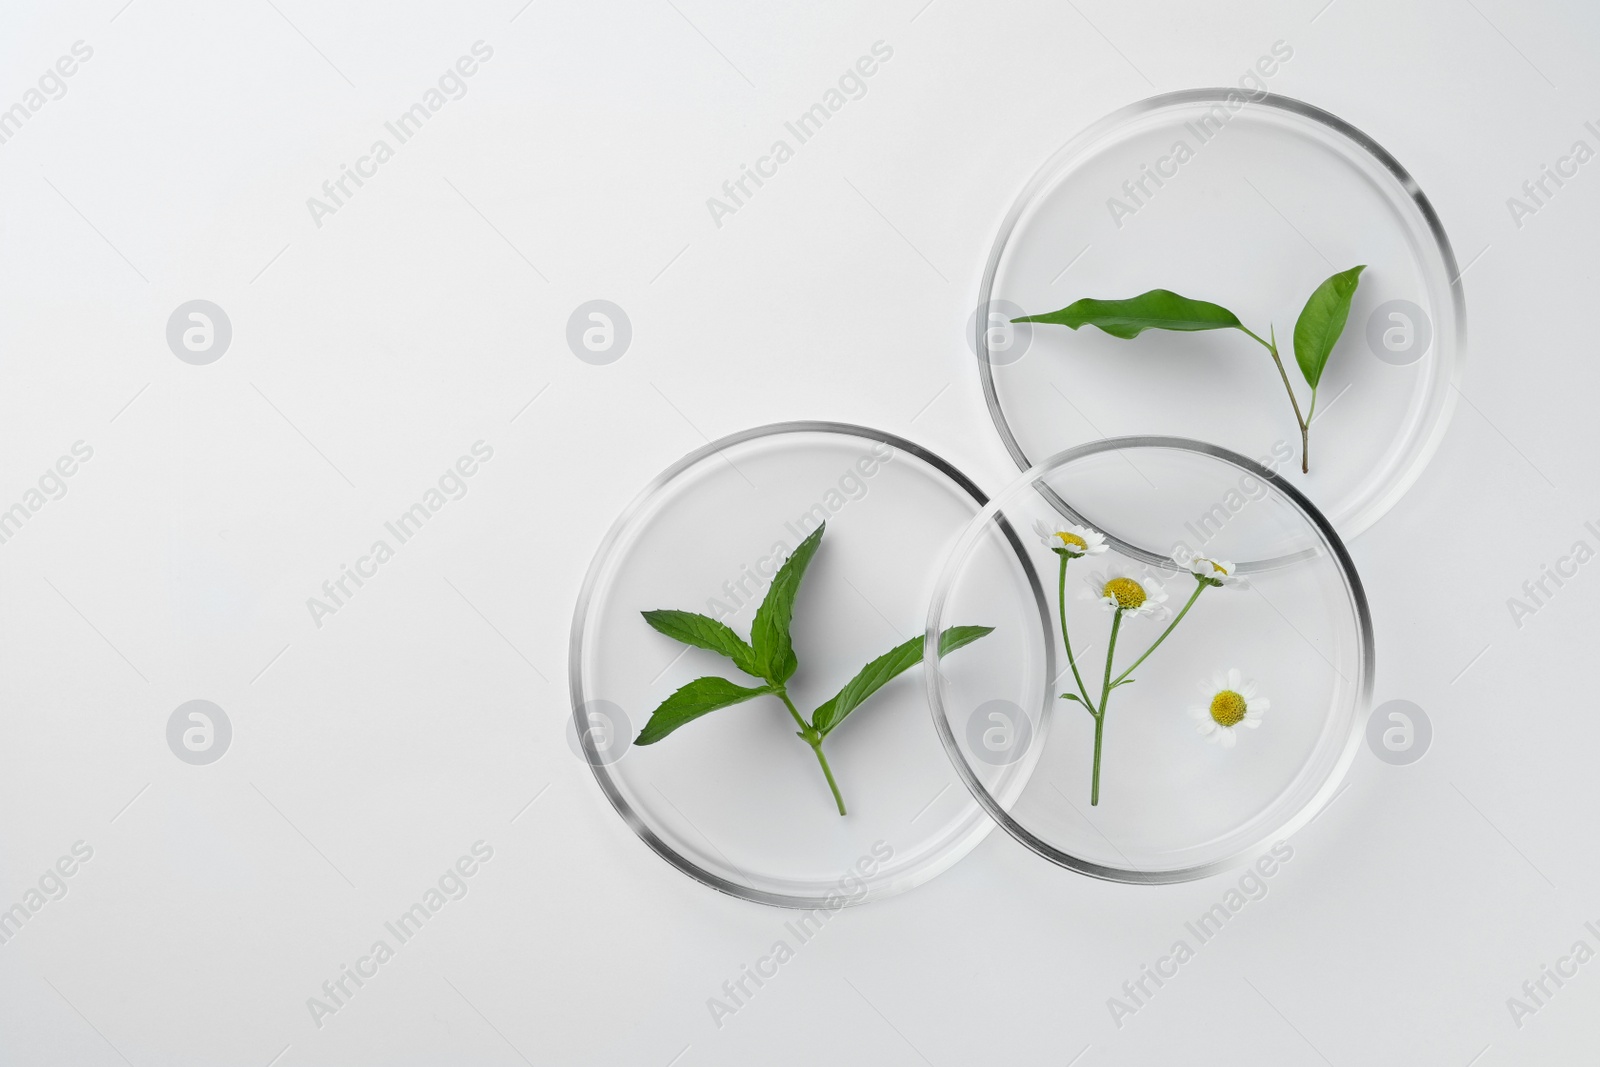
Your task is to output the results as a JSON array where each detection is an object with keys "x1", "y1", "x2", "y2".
[
  {"x1": 1014, "y1": 290, "x2": 1242, "y2": 339},
  {"x1": 642, "y1": 609, "x2": 761, "y2": 677},
  {"x1": 750, "y1": 523, "x2": 825, "y2": 685},
  {"x1": 1292, "y1": 265, "x2": 1365, "y2": 390},
  {"x1": 633, "y1": 676, "x2": 771, "y2": 746},
  {"x1": 813, "y1": 625, "x2": 994, "y2": 737}
]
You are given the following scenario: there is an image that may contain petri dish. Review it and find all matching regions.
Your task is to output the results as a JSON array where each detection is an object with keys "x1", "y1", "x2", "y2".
[
  {"x1": 925, "y1": 437, "x2": 1373, "y2": 883},
  {"x1": 975, "y1": 89, "x2": 1465, "y2": 545},
  {"x1": 570, "y1": 422, "x2": 1049, "y2": 908}
]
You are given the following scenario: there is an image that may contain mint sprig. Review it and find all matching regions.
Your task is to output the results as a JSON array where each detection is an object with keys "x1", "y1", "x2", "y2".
[{"x1": 633, "y1": 521, "x2": 994, "y2": 816}]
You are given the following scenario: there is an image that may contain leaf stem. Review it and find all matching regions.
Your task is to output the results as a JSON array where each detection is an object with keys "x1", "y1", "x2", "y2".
[
  {"x1": 1057, "y1": 555, "x2": 1095, "y2": 709},
  {"x1": 1240, "y1": 323, "x2": 1312, "y2": 472},
  {"x1": 1111, "y1": 579, "x2": 1206, "y2": 687},
  {"x1": 1302, "y1": 385, "x2": 1320, "y2": 473},
  {"x1": 775, "y1": 688, "x2": 809, "y2": 733},
  {"x1": 778, "y1": 688, "x2": 847, "y2": 816},
  {"x1": 808, "y1": 741, "x2": 847, "y2": 816}
]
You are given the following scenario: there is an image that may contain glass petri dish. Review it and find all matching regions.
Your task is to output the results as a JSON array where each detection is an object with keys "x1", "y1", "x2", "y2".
[
  {"x1": 570, "y1": 422, "x2": 1049, "y2": 908},
  {"x1": 925, "y1": 437, "x2": 1373, "y2": 883},
  {"x1": 976, "y1": 90, "x2": 1465, "y2": 547}
]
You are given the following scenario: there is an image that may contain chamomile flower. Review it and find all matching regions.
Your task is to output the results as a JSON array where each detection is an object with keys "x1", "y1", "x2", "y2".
[
  {"x1": 1189, "y1": 669, "x2": 1268, "y2": 748},
  {"x1": 1034, "y1": 519, "x2": 1108, "y2": 559},
  {"x1": 1175, "y1": 554, "x2": 1245, "y2": 588},
  {"x1": 1082, "y1": 569, "x2": 1170, "y2": 620}
]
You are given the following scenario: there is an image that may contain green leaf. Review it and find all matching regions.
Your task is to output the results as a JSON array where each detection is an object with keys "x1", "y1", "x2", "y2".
[
  {"x1": 633, "y1": 676, "x2": 771, "y2": 746},
  {"x1": 750, "y1": 523, "x2": 825, "y2": 685},
  {"x1": 1292, "y1": 265, "x2": 1366, "y2": 390},
  {"x1": 1014, "y1": 289, "x2": 1243, "y2": 339},
  {"x1": 813, "y1": 625, "x2": 993, "y2": 738},
  {"x1": 642, "y1": 609, "x2": 761, "y2": 677}
]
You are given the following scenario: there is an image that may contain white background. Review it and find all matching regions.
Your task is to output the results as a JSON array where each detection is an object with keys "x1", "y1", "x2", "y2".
[{"x1": 1, "y1": 0, "x2": 1597, "y2": 1064}]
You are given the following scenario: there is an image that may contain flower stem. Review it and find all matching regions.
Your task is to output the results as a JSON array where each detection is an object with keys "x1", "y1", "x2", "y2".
[
  {"x1": 1057, "y1": 555, "x2": 1094, "y2": 709},
  {"x1": 1090, "y1": 609, "x2": 1123, "y2": 806},
  {"x1": 1090, "y1": 712, "x2": 1106, "y2": 806},
  {"x1": 778, "y1": 689, "x2": 847, "y2": 816},
  {"x1": 1111, "y1": 579, "x2": 1206, "y2": 687}
]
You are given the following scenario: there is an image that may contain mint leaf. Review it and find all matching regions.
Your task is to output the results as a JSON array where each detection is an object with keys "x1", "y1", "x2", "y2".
[
  {"x1": 813, "y1": 625, "x2": 993, "y2": 738},
  {"x1": 1015, "y1": 289, "x2": 1242, "y2": 339},
  {"x1": 633, "y1": 676, "x2": 771, "y2": 746},
  {"x1": 642, "y1": 609, "x2": 761, "y2": 677},
  {"x1": 750, "y1": 523, "x2": 825, "y2": 685},
  {"x1": 1293, "y1": 265, "x2": 1366, "y2": 390}
]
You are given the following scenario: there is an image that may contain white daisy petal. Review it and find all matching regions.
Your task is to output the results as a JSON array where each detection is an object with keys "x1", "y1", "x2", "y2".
[
  {"x1": 1037, "y1": 520, "x2": 1108, "y2": 557},
  {"x1": 1192, "y1": 671, "x2": 1269, "y2": 748},
  {"x1": 1178, "y1": 555, "x2": 1247, "y2": 587}
]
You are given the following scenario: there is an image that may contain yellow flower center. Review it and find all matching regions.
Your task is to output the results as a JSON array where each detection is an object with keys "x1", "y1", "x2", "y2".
[
  {"x1": 1210, "y1": 690, "x2": 1247, "y2": 727},
  {"x1": 1206, "y1": 560, "x2": 1228, "y2": 574},
  {"x1": 1103, "y1": 577, "x2": 1147, "y2": 609},
  {"x1": 1055, "y1": 531, "x2": 1088, "y2": 550}
]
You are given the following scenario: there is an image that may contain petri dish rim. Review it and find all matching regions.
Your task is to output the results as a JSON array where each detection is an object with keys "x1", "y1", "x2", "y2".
[
  {"x1": 924, "y1": 434, "x2": 1376, "y2": 885},
  {"x1": 570, "y1": 419, "x2": 1050, "y2": 909},
  {"x1": 975, "y1": 88, "x2": 1468, "y2": 559}
]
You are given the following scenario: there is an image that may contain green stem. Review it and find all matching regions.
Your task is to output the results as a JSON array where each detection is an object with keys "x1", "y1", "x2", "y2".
[
  {"x1": 1090, "y1": 609, "x2": 1123, "y2": 806},
  {"x1": 808, "y1": 741, "x2": 847, "y2": 816},
  {"x1": 775, "y1": 688, "x2": 809, "y2": 732},
  {"x1": 778, "y1": 689, "x2": 846, "y2": 816},
  {"x1": 1057, "y1": 555, "x2": 1095, "y2": 709},
  {"x1": 1301, "y1": 385, "x2": 1319, "y2": 474},
  {"x1": 1239, "y1": 324, "x2": 1312, "y2": 472},
  {"x1": 1111, "y1": 580, "x2": 1206, "y2": 687},
  {"x1": 1090, "y1": 713, "x2": 1105, "y2": 807}
]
